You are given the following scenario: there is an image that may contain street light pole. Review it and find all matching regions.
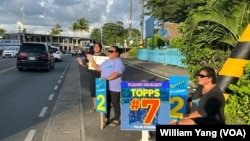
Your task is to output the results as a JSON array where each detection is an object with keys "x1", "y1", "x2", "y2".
[{"x1": 20, "y1": 7, "x2": 25, "y2": 43}]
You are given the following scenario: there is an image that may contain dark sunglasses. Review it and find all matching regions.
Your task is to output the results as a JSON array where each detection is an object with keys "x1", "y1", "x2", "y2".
[
  {"x1": 196, "y1": 74, "x2": 209, "y2": 78},
  {"x1": 108, "y1": 50, "x2": 116, "y2": 53}
]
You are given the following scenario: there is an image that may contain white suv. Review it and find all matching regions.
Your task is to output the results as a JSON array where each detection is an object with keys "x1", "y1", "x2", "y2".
[
  {"x1": 51, "y1": 46, "x2": 63, "y2": 62},
  {"x1": 2, "y1": 46, "x2": 19, "y2": 58}
]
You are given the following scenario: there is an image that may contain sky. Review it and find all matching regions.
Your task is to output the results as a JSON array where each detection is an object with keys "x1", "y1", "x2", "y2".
[{"x1": 0, "y1": 0, "x2": 144, "y2": 37}]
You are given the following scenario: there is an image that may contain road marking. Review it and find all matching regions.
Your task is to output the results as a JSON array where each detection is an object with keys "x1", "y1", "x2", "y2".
[
  {"x1": 54, "y1": 85, "x2": 58, "y2": 90},
  {"x1": 48, "y1": 94, "x2": 54, "y2": 101},
  {"x1": 39, "y1": 107, "x2": 48, "y2": 117},
  {"x1": 24, "y1": 130, "x2": 36, "y2": 141},
  {"x1": 0, "y1": 66, "x2": 16, "y2": 74},
  {"x1": 60, "y1": 75, "x2": 63, "y2": 78},
  {"x1": 58, "y1": 80, "x2": 61, "y2": 83}
]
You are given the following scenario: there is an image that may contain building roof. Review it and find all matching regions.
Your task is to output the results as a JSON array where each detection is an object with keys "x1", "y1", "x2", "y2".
[{"x1": 164, "y1": 22, "x2": 182, "y2": 40}]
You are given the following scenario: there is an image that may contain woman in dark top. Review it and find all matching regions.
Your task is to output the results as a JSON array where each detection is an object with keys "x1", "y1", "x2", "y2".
[
  {"x1": 170, "y1": 67, "x2": 225, "y2": 125},
  {"x1": 77, "y1": 42, "x2": 106, "y2": 112}
]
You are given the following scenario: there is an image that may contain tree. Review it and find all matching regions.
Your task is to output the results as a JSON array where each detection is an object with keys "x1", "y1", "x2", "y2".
[
  {"x1": 90, "y1": 28, "x2": 101, "y2": 40},
  {"x1": 70, "y1": 22, "x2": 78, "y2": 37},
  {"x1": 49, "y1": 23, "x2": 63, "y2": 35},
  {"x1": 76, "y1": 18, "x2": 89, "y2": 37},
  {"x1": 173, "y1": 0, "x2": 250, "y2": 79},
  {"x1": 102, "y1": 22, "x2": 127, "y2": 45},
  {"x1": 145, "y1": 0, "x2": 208, "y2": 23},
  {"x1": 0, "y1": 28, "x2": 6, "y2": 37}
]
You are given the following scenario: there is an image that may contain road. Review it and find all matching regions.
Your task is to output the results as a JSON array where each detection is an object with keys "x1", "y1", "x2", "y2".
[
  {"x1": 0, "y1": 56, "x2": 71, "y2": 141},
  {"x1": 0, "y1": 55, "x2": 168, "y2": 141}
]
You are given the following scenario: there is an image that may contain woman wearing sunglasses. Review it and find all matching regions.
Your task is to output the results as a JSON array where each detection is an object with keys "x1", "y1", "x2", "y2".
[
  {"x1": 170, "y1": 66, "x2": 225, "y2": 125},
  {"x1": 87, "y1": 46, "x2": 125, "y2": 127}
]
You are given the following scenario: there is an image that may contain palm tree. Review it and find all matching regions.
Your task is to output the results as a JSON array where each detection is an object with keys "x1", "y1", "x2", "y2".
[
  {"x1": 50, "y1": 23, "x2": 63, "y2": 35},
  {"x1": 0, "y1": 28, "x2": 6, "y2": 37},
  {"x1": 77, "y1": 18, "x2": 89, "y2": 37},
  {"x1": 70, "y1": 22, "x2": 78, "y2": 37},
  {"x1": 183, "y1": 0, "x2": 250, "y2": 49},
  {"x1": 176, "y1": 0, "x2": 250, "y2": 75}
]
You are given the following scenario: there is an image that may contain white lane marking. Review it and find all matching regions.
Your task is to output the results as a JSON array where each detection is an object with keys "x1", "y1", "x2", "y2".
[
  {"x1": 0, "y1": 66, "x2": 16, "y2": 74},
  {"x1": 125, "y1": 63, "x2": 169, "y2": 80},
  {"x1": 60, "y1": 75, "x2": 63, "y2": 78},
  {"x1": 39, "y1": 107, "x2": 48, "y2": 117},
  {"x1": 58, "y1": 80, "x2": 61, "y2": 84},
  {"x1": 48, "y1": 94, "x2": 54, "y2": 101},
  {"x1": 24, "y1": 130, "x2": 36, "y2": 141},
  {"x1": 54, "y1": 85, "x2": 58, "y2": 90}
]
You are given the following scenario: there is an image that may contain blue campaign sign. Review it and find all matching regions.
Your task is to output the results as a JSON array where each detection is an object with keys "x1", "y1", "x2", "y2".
[
  {"x1": 169, "y1": 76, "x2": 189, "y2": 120},
  {"x1": 121, "y1": 81, "x2": 170, "y2": 131},
  {"x1": 95, "y1": 78, "x2": 107, "y2": 113}
]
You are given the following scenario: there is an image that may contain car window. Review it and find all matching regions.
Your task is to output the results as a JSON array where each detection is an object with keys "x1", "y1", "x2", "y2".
[{"x1": 20, "y1": 44, "x2": 46, "y2": 53}]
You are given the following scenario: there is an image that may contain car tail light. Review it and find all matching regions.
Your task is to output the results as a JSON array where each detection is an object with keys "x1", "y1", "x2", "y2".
[
  {"x1": 39, "y1": 55, "x2": 48, "y2": 60},
  {"x1": 17, "y1": 53, "x2": 27, "y2": 59}
]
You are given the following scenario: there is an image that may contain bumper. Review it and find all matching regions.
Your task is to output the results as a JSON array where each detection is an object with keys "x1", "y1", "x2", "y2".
[{"x1": 16, "y1": 60, "x2": 50, "y2": 69}]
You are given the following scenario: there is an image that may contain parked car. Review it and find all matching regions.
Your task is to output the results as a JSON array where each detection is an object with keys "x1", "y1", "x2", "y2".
[
  {"x1": 16, "y1": 42, "x2": 55, "y2": 71},
  {"x1": 61, "y1": 50, "x2": 71, "y2": 55},
  {"x1": 51, "y1": 46, "x2": 63, "y2": 62},
  {"x1": 2, "y1": 46, "x2": 19, "y2": 58}
]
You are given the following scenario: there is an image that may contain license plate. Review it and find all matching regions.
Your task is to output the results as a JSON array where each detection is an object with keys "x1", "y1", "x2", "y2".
[{"x1": 29, "y1": 57, "x2": 36, "y2": 60}]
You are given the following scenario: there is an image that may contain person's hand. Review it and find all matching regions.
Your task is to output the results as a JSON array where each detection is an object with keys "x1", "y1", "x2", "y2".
[
  {"x1": 169, "y1": 120, "x2": 177, "y2": 125},
  {"x1": 86, "y1": 54, "x2": 94, "y2": 62},
  {"x1": 99, "y1": 76, "x2": 106, "y2": 80},
  {"x1": 76, "y1": 57, "x2": 83, "y2": 65}
]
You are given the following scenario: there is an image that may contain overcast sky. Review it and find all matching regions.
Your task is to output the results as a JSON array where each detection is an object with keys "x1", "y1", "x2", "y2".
[{"x1": 0, "y1": 0, "x2": 143, "y2": 37}]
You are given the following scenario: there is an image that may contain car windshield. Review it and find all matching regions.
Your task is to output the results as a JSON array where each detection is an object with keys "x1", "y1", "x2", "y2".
[
  {"x1": 51, "y1": 47, "x2": 59, "y2": 53},
  {"x1": 20, "y1": 44, "x2": 46, "y2": 53}
]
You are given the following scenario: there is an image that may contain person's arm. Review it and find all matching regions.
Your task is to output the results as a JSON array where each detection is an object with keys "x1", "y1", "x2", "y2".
[
  {"x1": 183, "y1": 110, "x2": 202, "y2": 119},
  {"x1": 77, "y1": 57, "x2": 88, "y2": 68},
  {"x1": 106, "y1": 72, "x2": 121, "y2": 80}
]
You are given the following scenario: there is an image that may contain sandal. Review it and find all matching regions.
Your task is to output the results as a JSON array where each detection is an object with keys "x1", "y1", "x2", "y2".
[
  {"x1": 89, "y1": 108, "x2": 96, "y2": 113},
  {"x1": 109, "y1": 120, "x2": 120, "y2": 127}
]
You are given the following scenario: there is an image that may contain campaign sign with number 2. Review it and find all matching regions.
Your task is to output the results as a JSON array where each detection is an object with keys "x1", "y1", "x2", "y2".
[
  {"x1": 95, "y1": 78, "x2": 107, "y2": 113},
  {"x1": 169, "y1": 76, "x2": 189, "y2": 120}
]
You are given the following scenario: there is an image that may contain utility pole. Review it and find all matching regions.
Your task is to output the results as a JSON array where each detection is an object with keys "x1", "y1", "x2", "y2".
[
  {"x1": 129, "y1": 0, "x2": 133, "y2": 47},
  {"x1": 139, "y1": 0, "x2": 144, "y2": 48}
]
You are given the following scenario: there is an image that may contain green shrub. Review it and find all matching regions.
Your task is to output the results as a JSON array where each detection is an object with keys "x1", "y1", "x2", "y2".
[
  {"x1": 225, "y1": 61, "x2": 250, "y2": 125},
  {"x1": 147, "y1": 34, "x2": 165, "y2": 48},
  {"x1": 128, "y1": 47, "x2": 137, "y2": 58}
]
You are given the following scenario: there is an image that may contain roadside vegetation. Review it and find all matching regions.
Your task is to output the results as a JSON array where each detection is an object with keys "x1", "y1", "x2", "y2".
[{"x1": 145, "y1": 0, "x2": 250, "y2": 124}]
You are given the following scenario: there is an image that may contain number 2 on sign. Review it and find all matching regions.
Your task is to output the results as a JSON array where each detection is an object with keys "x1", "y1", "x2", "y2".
[
  {"x1": 96, "y1": 94, "x2": 105, "y2": 112},
  {"x1": 141, "y1": 98, "x2": 160, "y2": 124},
  {"x1": 170, "y1": 96, "x2": 184, "y2": 118}
]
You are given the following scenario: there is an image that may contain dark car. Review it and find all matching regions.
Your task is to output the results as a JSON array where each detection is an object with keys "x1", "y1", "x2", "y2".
[
  {"x1": 16, "y1": 42, "x2": 55, "y2": 71},
  {"x1": 71, "y1": 46, "x2": 84, "y2": 56}
]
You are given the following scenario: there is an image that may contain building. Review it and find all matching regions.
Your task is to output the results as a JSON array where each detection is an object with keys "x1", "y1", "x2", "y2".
[{"x1": 4, "y1": 33, "x2": 100, "y2": 51}]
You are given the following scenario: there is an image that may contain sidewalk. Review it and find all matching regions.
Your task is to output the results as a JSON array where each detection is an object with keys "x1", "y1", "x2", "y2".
[{"x1": 42, "y1": 57, "x2": 191, "y2": 141}]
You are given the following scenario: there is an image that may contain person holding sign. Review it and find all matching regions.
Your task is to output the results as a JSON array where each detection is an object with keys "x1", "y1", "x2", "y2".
[
  {"x1": 77, "y1": 43, "x2": 106, "y2": 113},
  {"x1": 87, "y1": 46, "x2": 125, "y2": 127},
  {"x1": 170, "y1": 67, "x2": 225, "y2": 125}
]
